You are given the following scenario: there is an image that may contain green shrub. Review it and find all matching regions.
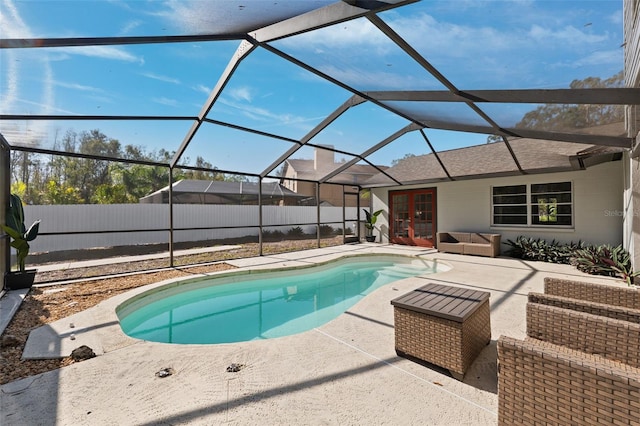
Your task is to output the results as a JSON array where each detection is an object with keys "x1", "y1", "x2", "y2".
[
  {"x1": 287, "y1": 226, "x2": 305, "y2": 238},
  {"x1": 262, "y1": 229, "x2": 284, "y2": 241},
  {"x1": 506, "y1": 236, "x2": 637, "y2": 286},
  {"x1": 319, "y1": 225, "x2": 334, "y2": 237}
]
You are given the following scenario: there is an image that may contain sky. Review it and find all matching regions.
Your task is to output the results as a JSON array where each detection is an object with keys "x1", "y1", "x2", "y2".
[{"x1": 0, "y1": 0, "x2": 626, "y2": 177}]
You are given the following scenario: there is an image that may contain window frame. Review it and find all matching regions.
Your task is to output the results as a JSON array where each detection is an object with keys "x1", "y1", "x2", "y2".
[{"x1": 491, "y1": 181, "x2": 573, "y2": 228}]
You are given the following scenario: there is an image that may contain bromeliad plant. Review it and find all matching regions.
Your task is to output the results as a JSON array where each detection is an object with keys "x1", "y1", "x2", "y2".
[
  {"x1": 504, "y1": 236, "x2": 585, "y2": 264},
  {"x1": 1, "y1": 194, "x2": 40, "y2": 272},
  {"x1": 506, "y1": 236, "x2": 638, "y2": 286},
  {"x1": 574, "y1": 244, "x2": 639, "y2": 286}
]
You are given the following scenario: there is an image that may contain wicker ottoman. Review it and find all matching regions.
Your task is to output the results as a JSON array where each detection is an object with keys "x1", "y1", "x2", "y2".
[{"x1": 391, "y1": 283, "x2": 491, "y2": 379}]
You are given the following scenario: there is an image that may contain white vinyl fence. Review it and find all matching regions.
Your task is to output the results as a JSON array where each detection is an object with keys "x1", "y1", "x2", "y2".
[{"x1": 22, "y1": 204, "x2": 360, "y2": 254}]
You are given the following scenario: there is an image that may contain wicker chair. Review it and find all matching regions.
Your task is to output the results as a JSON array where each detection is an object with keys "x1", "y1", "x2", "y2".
[
  {"x1": 526, "y1": 302, "x2": 639, "y2": 367},
  {"x1": 527, "y1": 292, "x2": 640, "y2": 323},
  {"x1": 498, "y1": 279, "x2": 640, "y2": 425},
  {"x1": 497, "y1": 336, "x2": 640, "y2": 425},
  {"x1": 544, "y1": 277, "x2": 640, "y2": 310}
]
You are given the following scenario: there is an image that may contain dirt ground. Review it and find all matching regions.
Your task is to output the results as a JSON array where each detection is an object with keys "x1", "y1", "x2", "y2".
[{"x1": 1, "y1": 238, "x2": 343, "y2": 385}]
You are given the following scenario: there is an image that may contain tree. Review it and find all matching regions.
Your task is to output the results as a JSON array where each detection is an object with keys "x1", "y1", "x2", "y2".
[
  {"x1": 391, "y1": 153, "x2": 416, "y2": 167},
  {"x1": 486, "y1": 71, "x2": 624, "y2": 143},
  {"x1": 11, "y1": 127, "x2": 255, "y2": 204},
  {"x1": 182, "y1": 156, "x2": 223, "y2": 181},
  {"x1": 42, "y1": 180, "x2": 83, "y2": 205}
]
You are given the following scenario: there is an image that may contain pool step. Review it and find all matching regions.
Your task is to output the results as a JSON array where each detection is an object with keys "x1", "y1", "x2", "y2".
[{"x1": 378, "y1": 264, "x2": 430, "y2": 279}]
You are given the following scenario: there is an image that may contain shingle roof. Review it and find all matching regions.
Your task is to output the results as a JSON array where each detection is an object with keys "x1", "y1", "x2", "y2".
[
  {"x1": 364, "y1": 137, "x2": 625, "y2": 187},
  {"x1": 285, "y1": 159, "x2": 388, "y2": 183},
  {"x1": 142, "y1": 180, "x2": 304, "y2": 199}
]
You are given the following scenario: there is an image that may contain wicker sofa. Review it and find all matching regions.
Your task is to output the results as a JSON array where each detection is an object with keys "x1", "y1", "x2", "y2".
[
  {"x1": 436, "y1": 232, "x2": 501, "y2": 257},
  {"x1": 498, "y1": 278, "x2": 640, "y2": 425}
]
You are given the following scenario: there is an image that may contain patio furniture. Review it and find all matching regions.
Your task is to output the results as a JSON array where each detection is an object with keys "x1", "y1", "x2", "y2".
[
  {"x1": 436, "y1": 232, "x2": 501, "y2": 257},
  {"x1": 391, "y1": 283, "x2": 491, "y2": 379},
  {"x1": 497, "y1": 285, "x2": 640, "y2": 425},
  {"x1": 526, "y1": 302, "x2": 640, "y2": 366},
  {"x1": 497, "y1": 336, "x2": 640, "y2": 426},
  {"x1": 544, "y1": 277, "x2": 640, "y2": 310},
  {"x1": 528, "y1": 292, "x2": 640, "y2": 323}
]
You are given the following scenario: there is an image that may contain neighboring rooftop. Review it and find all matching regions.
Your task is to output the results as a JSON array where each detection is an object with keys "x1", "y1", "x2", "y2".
[{"x1": 140, "y1": 179, "x2": 307, "y2": 205}]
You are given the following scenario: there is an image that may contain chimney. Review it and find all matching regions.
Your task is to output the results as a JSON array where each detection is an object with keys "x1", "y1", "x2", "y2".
[{"x1": 314, "y1": 145, "x2": 335, "y2": 170}]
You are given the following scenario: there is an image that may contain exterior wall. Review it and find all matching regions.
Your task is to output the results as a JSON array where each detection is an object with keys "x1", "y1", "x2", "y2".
[
  {"x1": 371, "y1": 161, "x2": 624, "y2": 249},
  {"x1": 624, "y1": 0, "x2": 640, "y2": 90},
  {"x1": 624, "y1": 0, "x2": 640, "y2": 280},
  {"x1": 631, "y1": 153, "x2": 640, "y2": 276}
]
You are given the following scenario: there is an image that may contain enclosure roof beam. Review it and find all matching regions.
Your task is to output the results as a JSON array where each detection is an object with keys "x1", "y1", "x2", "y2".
[
  {"x1": 418, "y1": 129, "x2": 454, "y2": 181},
  {"x1": 0, "y1": 34, "x2": 245, "y2": 49},
  {"x1": 413, "y1": 120, "x2": 633, "y2": 148},
  {"x1": 170, "y1": 40, "x2": 258, "y2": 169},
  {"x1": 364, "y1": 88, "x2": 640, "y2": 105},
  {"x1": 259, "y1": 95, "x2": 367, "y2": 179},
  {"x1": 251, "y1": 0, "x2": 417, "y2": 43}
]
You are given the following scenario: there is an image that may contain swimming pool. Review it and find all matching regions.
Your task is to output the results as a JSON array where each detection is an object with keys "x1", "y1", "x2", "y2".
[{"x1": 117, "y1": 255, "x2": 447, "y2": 344}]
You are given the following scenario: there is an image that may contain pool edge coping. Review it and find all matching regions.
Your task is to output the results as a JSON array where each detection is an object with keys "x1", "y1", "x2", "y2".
[{"x1": 22, "y1": 247, "x2": 451, "y2": 359}]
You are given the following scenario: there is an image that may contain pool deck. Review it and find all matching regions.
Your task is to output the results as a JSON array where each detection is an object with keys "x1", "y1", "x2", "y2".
[{"x1": 0, "y1": 243, "x2": 626, "y2": 425}]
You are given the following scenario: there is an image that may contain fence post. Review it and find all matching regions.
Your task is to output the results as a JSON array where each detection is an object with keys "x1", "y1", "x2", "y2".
[
  {"x1": 316, "y1": 183, "x2": 321, "y2": 248},
  {"x1": 258, "y1": 177, "x2": 263, "y2": 256},
  {"x1": 168, "y1": 167, "x2": 174, "y2": 267}
]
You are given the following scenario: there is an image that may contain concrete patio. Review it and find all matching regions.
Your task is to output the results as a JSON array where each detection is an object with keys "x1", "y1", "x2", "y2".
[{"x1": 0, "y1": 244, "x2": 625, "y2": 425}]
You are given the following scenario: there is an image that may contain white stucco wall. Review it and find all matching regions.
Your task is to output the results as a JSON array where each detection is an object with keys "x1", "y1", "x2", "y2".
[
  {"x1": 371, "y1": 160, "x2": 624, "y2": 250},
  {"x1": 630, "y1": 152, "x2": 640, "y2": 275},
  {"x1": 624, "y1": 0, "x2": 640, "y2": 279}
]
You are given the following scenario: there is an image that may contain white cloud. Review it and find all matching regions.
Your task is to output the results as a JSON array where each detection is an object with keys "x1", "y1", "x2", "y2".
[
  {"x1": 1, "y1": 0, "x2": 33, "y2": 112},
  {"x1": 194, "y1": 84, "x2": 211, "y2": 95},
  {"x1": 607, "y1": 9, "x2": 623, "y2": 25},
  {"x1": 572, "y1": 49, "x2": 622, "y2": 67},
  {"x1": 120, "y1": 19, "x2": 142, "y2": 35},
  {"x1": 229, "y1": 86, "x2": 253, "y2": 102},
  {"x1": 157, "y1": 0, "x2": 332, "y2": 34},
  {"x1": 55, "y1": 81, "x2": 104, "y2": 93},
  {"x1": 60, "y1": 46, "x2": 143, "y2": 63},
  {"x1": 0, "y1": 0, "x2": 31, "y2": 38},
  {"x1": 140, "y1": 72, "x2": 181, "y2": 84},
  {"x1": 218, "y1": 97, "x2": 315, "y2": 128},
  {"x1": 279, "y1": 18, "x2": 388, "y2": 52},
  {"x1": 316, "y1": 64, "x2": 440, "y2": 91},
  {"x1": 153, "y1": 97, "x2": 179, "y2": 107},
  {"x1": 527, "y1": 24, "x2": 608, "y2": 45}
]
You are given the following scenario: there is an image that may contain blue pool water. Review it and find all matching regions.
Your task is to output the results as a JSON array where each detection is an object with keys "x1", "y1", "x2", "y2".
[{"x1": 117, "y1": 256, "x2": 443, "y2": 344}]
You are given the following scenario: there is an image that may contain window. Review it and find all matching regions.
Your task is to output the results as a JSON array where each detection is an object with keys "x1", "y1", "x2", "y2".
[{"x1": 492, "y1": 182, "x2": 572, "y2": 227}]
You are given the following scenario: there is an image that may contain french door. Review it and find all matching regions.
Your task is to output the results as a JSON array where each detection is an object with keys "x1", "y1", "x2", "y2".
[{"x1": 389, "y1": 188, "x2": 436, "y2": 247}]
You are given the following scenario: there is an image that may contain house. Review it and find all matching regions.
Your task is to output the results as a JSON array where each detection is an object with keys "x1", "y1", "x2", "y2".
[
  {"x1": 361, "y1": 2, "x2": 639, "y2": 278},
  {"x1": 363, "y1": 132, "x2": 628, "y2": 250},
  {"x1": 280, "y1": 146, "x2": 388, "y2": 207},
  {"x1": 140, "y1": 179, "x2": 307, "y2": 206}
]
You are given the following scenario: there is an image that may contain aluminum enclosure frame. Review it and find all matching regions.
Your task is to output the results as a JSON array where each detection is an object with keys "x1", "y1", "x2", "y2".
[{"x1": 1, "y1": 0, "x2": 638, "y2": 269}]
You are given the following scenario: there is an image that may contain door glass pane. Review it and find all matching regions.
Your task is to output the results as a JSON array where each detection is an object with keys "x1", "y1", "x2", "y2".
[
  {"x1": 413, "y1": 192, "x2": 432, "y2": 240},
  {"x1": 392, "y1": 194, "x2": 409, "y2": 238}
]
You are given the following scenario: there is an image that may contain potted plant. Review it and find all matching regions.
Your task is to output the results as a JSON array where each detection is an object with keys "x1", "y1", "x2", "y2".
[
  {"x1": 363, "y1": 208, "x2": 383, "y2": 242},
  {"x1": 2, "y1": 193, "x2": 40, "y2": 290}
]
